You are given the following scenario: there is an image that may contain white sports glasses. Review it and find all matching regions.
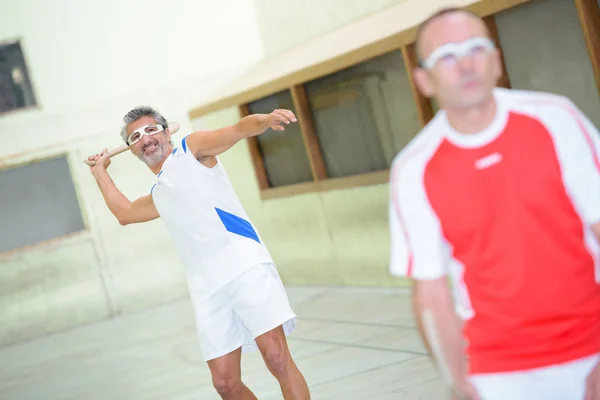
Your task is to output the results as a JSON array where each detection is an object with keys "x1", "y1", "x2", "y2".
[
  {"x1": 126, "y1": 124, "x2": 165, "y2": 146},
  {"x1": 421, "y1": 36, "x2": 496, "y2": 70}
]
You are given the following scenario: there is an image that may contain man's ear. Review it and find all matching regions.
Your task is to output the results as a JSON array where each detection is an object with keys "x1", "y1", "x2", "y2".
[{"x1": 414, "y1": 67, "x2": 435, "y2": 98}]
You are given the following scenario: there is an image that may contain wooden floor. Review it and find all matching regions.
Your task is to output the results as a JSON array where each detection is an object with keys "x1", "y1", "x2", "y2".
[{"x1": 0, "y1": 287, "x2": 446, "y2": 399}]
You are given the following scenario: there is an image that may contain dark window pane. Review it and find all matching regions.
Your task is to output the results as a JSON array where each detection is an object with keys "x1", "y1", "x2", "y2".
[
  {"x1": 305, "y1": 50, "x2": 421, "y2": 178},
  {"x1": 248, "y1": 91, "x2": 313, "y2": 187},
  {"x1": 495, "y1": 0, "x2": 600, "y2": 126},
  {"x1": 0, "y1": 156, "x2": 86, "y2": 252},
  {"x1": 0, "y1": 41, "x2": 37, "y2": 114}
]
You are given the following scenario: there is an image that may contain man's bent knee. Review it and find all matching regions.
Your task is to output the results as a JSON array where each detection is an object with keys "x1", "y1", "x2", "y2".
[
  {"x1": 213, "y1": 376, "x2": 242, "y2": 399},
  {"x1": 264, "y1": 348, "x2": 293, "y2": 378}
]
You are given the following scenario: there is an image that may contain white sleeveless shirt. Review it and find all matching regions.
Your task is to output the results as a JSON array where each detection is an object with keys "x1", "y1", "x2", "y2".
[{"x1": 151, "y1": 136, "x2": 273, "y2": 300}]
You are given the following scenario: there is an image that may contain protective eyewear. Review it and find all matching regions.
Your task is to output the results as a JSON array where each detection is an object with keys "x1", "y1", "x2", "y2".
[
  {"x1": 126, "y1": 124, "x2": 165, "y2": 146},
  {"x1": 421, "y1": 36, "x2": 496, "y2": 70}
]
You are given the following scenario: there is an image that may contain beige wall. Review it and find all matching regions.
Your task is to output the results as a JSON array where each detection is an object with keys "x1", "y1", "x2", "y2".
[
  {"x1": 253, "y1": 0, "x2": 409, "y2": 57},
  {"x1": 0, "y1": 0, "x2": 263, "y2": 346},
  {"x1": 190, "y1": 0, "x2": 600, "y2": 289}
]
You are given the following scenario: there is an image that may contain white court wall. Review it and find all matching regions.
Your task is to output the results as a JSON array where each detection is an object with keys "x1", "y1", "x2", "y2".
[
  {"x1": 0, "y1": 0, "x2": 264, "y2": 346},
  {"x1": 253, "y1": 0, "x2": 409, "y2": 58}
]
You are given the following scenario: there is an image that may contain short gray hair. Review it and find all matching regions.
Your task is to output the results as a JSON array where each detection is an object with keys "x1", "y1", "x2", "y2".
[{"x1": 120, "y1": 105, "x2": 169, "y2": 143}]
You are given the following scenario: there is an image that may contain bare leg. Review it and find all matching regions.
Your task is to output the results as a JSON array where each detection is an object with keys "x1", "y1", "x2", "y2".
[
  {"x1": 207, "y1": 348, "x2": 258, "y2": 400},
  {"x1": 255, "y1": 326, "x2": 310, "y2": 399}
]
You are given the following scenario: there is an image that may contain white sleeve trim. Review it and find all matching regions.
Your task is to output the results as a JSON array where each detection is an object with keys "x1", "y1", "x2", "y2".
[
  {"x1": 540, "y1": 99, "x2": 600, "y2": 226},
  {"x1": 388, "y1": 149, "x2": 449, "y2": 280}
]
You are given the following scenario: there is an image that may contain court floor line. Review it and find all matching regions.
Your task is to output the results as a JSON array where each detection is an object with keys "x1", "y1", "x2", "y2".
[
  {"x1": 288, "y1": 336, "x2": 427, "y2": 356},
  {"x1": 262, "y1": 357, "x2": 422, "y2": 400},
  {"x1": 300, "y1": 316, "x2": 415, "y2": 330}
]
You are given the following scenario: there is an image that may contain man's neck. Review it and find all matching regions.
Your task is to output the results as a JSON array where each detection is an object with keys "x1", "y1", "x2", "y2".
[
  {"x1": 150, "y1": 163, "x2": 163, "y2": 175},
  {"x1": 445, "y1": 95, "x2": 497, "y2": 135}
]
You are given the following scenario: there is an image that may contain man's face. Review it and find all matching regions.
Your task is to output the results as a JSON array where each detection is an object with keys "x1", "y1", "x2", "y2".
[
  {"x1": 126, "y1": 116, "x2": 171, "y2": 167},
  {"x1": 414, "y1": 12, "x2": 502, "y2": 110}
]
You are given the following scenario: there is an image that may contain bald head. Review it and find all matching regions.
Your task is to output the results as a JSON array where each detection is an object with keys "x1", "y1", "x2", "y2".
[{"x1": 415, "y1": 8, "x2": 490, "y2": 64}]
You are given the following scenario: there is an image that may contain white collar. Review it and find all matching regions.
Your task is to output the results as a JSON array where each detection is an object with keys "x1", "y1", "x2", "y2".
[{"x1": 441, "y1": 89, "x2": 509, "y2": 149}]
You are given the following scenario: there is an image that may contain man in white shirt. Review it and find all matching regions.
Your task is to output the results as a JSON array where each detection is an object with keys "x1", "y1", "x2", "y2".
[{"x1": 88, "y1": 105, "x2": 310, "y2": 400}]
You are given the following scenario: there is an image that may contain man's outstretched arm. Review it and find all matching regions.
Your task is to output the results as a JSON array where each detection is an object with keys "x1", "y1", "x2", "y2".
[
  {"x1": 89, "y1": 149, "x2": 159, "y2": 225},
  {"x1": 185, "y1": 109, "x2": 297, "y2": 159}
]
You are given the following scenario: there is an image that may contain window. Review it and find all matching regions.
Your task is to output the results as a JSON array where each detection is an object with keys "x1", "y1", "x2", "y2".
[
  {"x1": 248, "y1": 91, "x2": 313, "y2": 187},
  {"x1": 304, "y1": 51, "x2": 421, "y2": 178},
  {"x1": 245, "y1": 50, "x2": 422, "y2": 194},
  {"x1": 0, "y1": 156, "x2": 86, "y2": 253},
  {"x1": 0, "y1": 40, "x2": 36, "y2": 114}
]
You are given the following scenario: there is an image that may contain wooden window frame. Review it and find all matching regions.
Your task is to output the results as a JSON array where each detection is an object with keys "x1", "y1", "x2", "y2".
[
  {"x1": 243, "y1": 84, "x2": 393, "y2": 200},
  {"x1": 575, "y1": 0, "x2": 600, "y2": 95},
  {"x1": 211, "y1": 0, "x2": 600, "y2": 200}
]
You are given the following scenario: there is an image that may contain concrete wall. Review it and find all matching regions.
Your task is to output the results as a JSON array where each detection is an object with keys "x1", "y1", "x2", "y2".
[
  {"x1": 0, "y1": 0, "x2": 263, "y2": 346},
  {"x1": 253, "y1": 0, "x2": 408, "y2": 58},
  {"x1": 190, "y1": 0, "x2": 600, "y2": 289}
]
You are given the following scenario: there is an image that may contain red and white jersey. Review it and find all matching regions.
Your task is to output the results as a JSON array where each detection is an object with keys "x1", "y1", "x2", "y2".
[{"x1": 389, "y1": 88, "x2": 600, "y2": 374}]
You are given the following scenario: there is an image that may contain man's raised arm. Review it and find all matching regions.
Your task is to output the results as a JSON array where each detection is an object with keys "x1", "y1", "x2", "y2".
[
  {"x1": 89, "y1": 149, "x2": 159, "y2": 225},
  {"x1": 185, "y1": 109, "x2": 297, "y2": 159}
]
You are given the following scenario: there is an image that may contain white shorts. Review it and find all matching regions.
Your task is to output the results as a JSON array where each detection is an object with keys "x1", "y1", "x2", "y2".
[
  {"x1": 470, "y1": 354, "x2": 599, "y2": 400},
  {"x1": 190, "y1": 262, "x2": 297, "y2": 361}
]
